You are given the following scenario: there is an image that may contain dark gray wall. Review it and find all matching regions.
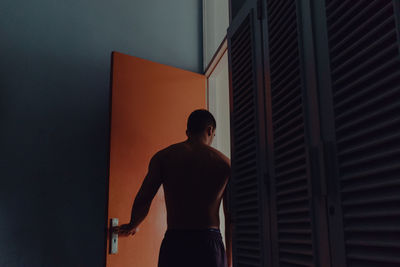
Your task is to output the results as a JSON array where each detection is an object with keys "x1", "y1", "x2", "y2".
[{"x1": 0, "y1": 0, "x2": 202, "y2": 266}]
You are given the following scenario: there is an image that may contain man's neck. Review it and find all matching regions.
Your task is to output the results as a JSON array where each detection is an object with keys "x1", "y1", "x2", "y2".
[{"x1": 185, "y1": 137, "x2": 207, "y2": 146}]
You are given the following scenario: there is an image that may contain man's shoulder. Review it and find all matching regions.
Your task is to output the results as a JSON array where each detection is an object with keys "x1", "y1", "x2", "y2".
[
  {"x1": 207, "y1": 146, "x2": 231, "y2": 168},
  {"x1": 152, "y1": 142, "x2": 183, "y2": 159}
]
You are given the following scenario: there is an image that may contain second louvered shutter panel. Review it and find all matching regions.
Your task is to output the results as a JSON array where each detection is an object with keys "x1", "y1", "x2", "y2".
[
  {"x1": 264, "y1": 0, "x2": 317, "y2": 266},
  {"x1": 322, "y1": 0, "x2": 400, "y2": 266},
  {"x1": 227, "y1": 0, "x2": 270, "y2": 266}
]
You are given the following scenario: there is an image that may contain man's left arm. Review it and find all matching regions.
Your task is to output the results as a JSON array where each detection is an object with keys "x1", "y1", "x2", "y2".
[{"x1": 115, "y1": 152, "x2": 163, "y2": 236}]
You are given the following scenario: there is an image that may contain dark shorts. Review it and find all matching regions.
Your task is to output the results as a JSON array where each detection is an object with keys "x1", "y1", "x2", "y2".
[{"x1": 158, "y1": 228, "x2": 228, "y2": 267}]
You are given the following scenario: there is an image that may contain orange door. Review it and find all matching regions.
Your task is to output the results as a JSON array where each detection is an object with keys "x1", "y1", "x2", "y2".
[{"x1": 106, "y1": 52, "x2": 206, "y2": 267}]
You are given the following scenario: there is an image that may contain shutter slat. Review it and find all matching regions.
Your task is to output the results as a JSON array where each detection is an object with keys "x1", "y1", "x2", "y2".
[
  {"x1": 269, "y1": 22, "x2": 297, "y2": 59},
  {"x1": 341, "y1": 177, "x2": 400, "y2": 194},
  {"x1": 234, "y1": 196, "x2": 258, "y2": 207},
  {"x1": 275, "y1": 165, "x2": 306, "y2": 179},
  {"x1": 278, "y1": 217, "x2": 310, "y2": 224},
  {"x1": 329, "y1": 1, "x2": 392, "y2": 45},
  {"x1": 279, "y1": 238, "x2": 312, "y2": 245},
  {"x1": 234, "y1": 107, "x2": 254, "y2": 126},
  {"x1": 277, "y1": 195, "x2": 309, "y2": 206},
  {"x1": 272, "y1": 105, "x2": 302, "y2": 130},
  {"x1": 276, "y1": 179, "x2": 308, "y2": 196},
  {"x1": 270, "y1": 39, "x2": 298, "y2": 66},
  {"x1": 332, "y1": 28, "x2": 396, "y2": 72},
  {"x1": 269, "y1": 16, "x2": 297, "y2": 52},
  {"x1": 274, "y1": 143, "x2": 305, "y2": 162},
  {"x1": 279, "y1": 255, "x2": 314, "y2": 266},
  {"x1": 333, "y1": 57, "x2": 399, "y2": 104},
  {"x1": 347, "y1": 253, "x2": 400, "y2": 264},
  {"x1": 273, "y1": 123, "x2": 304, "y2": 145},
  {"x1": 340, "y1": 147, "x2": 400, "y2": 171},
  {"x1": 326, "y1": 0, "x2": 351, "y2": 22},
  {"x1": 273, "y1": 132, "x2": 304, "y2": 153},
  {"x1": 232, "y1": 52, "x2": 252, "y2": 77},
  {"x1": 342, "y1": 195, "x2": 400, "y2": 207},
  {"x1": 336, "y1": 116, "x2": 400, "y2": 146},
  {"x1": 338, "y1": 132, "x2": 399, "y2": 158},
  {"x1": 271, "y1": 59, "x2": 299, "y2": 91},
  {"x1": 235, "y1": 180, "x2": 258, "y2": 193},
  {"x1": 335, "y1": 78, "x2": 400, "y2": 124},
  {"x1": 277, "y1": 206, "x2": 309, "y2": 216},
  {"x1": 280, "y1": 247, "x2": 313, "y2": 256},
  {"x1": 235, "y1": 160, "x2": 257, "y2": 174},
  {"x1": 231, "y1": 28, "x2": 251, "y2": 55},
  {"x1": 276, "y1": 184, "x2": 308, "y2": 198},
  {"x1": 331, "y1": 29, "x2": 396, "y2": 79},
  {"x1": 279, "y1": 228, "x2": 312, "y2": 234},
  {"x1": 267, "y1": 0, "x2": 294, "y2": 31},
  {"x1": 233, "y1": 85, "x2": 253, "y2": 107},
  {"x1": 234, "y1": 123, "x2": 255, "y2": 142},
  {"x1": 272, "y1": 82, "x2": 301, "y2": 108},
  {"x1": 271, "y1": 94, "x2": 302, "y2": 124},
  {"x1": 344, "y1": 209, "x2": 400, "y2": 220},
  {"x1": 235, "y1": 149, "x2": 256, "y2": 164},
  {"x1": 334, "y1": 43, "x2": 397, "y2": 92},
  {"x1": 346, "y1": 240, "x2": 400, "y2": 249},
  {"x1": 344, "y1": 226, "x2": 400, "y2": 233},
  {"x1": 235, "y1": 165, "x2": 257, "y2": 179},
  {"x1": 336, "y1": 97, "x2": 400, "y2": 135},
  {"x1": 232, "y1": 70, "x2": 252, "y2": 92},
  {"x1": 234, "y1": 113, "x2": 254, "y2": 130},
  {"x1": 274, "y1": 153, "x2": 305, "y2": 171},
  {"x1": 329, "y1": 0, "x2": 388, "y2": 46}
]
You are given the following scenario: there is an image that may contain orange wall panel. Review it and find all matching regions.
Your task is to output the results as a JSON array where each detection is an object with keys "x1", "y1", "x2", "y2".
[{"x1": 106, "y1": 52, "x2": 205, "y2": 267}]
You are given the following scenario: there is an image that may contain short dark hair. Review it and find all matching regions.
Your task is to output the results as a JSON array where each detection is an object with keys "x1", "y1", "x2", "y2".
[{"x1": 187, "y1": 109, "x2": 216, "y2": 135}]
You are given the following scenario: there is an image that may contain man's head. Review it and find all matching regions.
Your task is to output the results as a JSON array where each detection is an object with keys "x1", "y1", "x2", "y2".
[{"x1": 186, "y1": 109, "x2": 216, "y2": 146}]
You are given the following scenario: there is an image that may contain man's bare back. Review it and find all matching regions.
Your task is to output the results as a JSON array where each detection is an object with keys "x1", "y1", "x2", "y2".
[
  {"x1": 114, "y1": 109, "x2": 233, "y2": 267},
  {"x1": 159, "y1": 141, "x2": 230, "y2": 230}
]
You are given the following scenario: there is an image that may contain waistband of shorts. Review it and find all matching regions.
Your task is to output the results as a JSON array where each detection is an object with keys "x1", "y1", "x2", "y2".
[{"x1": 165, "y1": 228, "x2": 222, "y2": 238}]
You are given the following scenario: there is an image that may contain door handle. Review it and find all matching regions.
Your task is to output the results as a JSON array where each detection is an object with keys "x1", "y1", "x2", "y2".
[{"x1": 109, "y1": 218, "x2": 119, "y2": 254}]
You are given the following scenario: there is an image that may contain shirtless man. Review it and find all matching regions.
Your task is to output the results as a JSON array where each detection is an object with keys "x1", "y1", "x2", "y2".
[{"x1": 113, "y1": 109, "x2": 233, "y2": 267}]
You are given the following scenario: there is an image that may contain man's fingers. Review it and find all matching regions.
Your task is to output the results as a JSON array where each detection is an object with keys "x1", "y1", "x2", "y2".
[
  {"x1": 119, "y1": 230, "x2": 130, "y2": 236},
  {"x1": 110, "y1": 224, "x2": 137, "y2": 237}
]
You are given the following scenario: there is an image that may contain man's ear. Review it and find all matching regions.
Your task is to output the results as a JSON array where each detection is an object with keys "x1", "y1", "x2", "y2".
[{"x1": 207, "y1": 126, "x2": 213, "y2": 136}]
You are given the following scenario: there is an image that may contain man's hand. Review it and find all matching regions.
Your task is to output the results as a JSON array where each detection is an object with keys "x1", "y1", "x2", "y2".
[{"x1": 112, "y1": 223, "x2": 138, "y2": 237}]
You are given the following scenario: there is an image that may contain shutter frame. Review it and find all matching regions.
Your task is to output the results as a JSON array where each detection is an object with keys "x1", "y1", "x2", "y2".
[
  {"x1": 297, "y1": 1, "x2": 333, "y2": 267},
  {"x1": 316, "y1": 0, "x2": 400, "y2": 266},
  {"x1": 309, "y1": 0, "x2": 349, "y2": 265},
  {"x1": 262, "y1": 0, "x2": 323, "y2": 266},
  {"x1": 227, "y1": 0, "x2": 271, "y2": 266}
]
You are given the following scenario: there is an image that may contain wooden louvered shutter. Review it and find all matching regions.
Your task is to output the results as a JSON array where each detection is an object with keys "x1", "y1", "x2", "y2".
[
  {"x1": 262, "y1": 0, "x2": 329, "y2": 266},
  {"x1": 312, "y1": 0, "x2": 400, "y2": 266},
  {"x1": 227, "y1": 0, "x2": 271, "y2": 266}
]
